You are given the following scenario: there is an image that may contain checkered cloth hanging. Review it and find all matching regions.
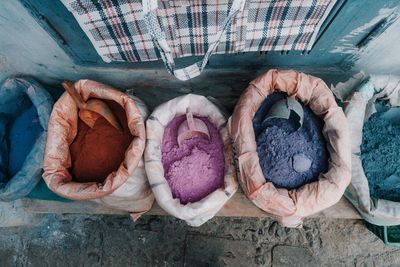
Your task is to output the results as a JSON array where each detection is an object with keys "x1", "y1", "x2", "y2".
[{"x1": 62, "y1": 0, "x2": 336, "y2": 80}]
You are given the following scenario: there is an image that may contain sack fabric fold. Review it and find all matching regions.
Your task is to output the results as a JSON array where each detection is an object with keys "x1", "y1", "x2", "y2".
[{"x1": 61, "y1": 0, "x2": 337, "y2": 80}]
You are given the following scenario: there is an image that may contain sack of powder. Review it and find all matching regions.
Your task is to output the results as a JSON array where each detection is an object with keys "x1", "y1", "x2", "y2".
[
  {"x1": 145, "y1": 94, "x2": 238, "y2": 226},
  {"x1": 343, "y1": 75, "x2": 400, "y2": 226},
  {"x1": 0, "y1": 78, "x2": 53, "y2": 202},
  {"x1": 43, "y1": 80, "x2": 154, "y2": 217},
  {"x1": 229, "y1": 69, "x2": 351, "y2": 227}
]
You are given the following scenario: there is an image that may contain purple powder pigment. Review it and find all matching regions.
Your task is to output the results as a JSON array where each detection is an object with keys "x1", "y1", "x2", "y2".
[
  {"x1": 162, "y1": 115, "x2": 225, "y2": 204},
  {"x1": 253, "y1": 93, "x2": 329, "y2": 190}
]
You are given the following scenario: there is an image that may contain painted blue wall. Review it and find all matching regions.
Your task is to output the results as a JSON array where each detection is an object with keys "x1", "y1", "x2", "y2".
[{"x1": 354, "y1": 10, "x2": 400, "y2": 74}]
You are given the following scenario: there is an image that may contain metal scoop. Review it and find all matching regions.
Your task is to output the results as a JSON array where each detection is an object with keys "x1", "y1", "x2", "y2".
[
  {"x1": 262, "y1": 97, "x2": 304, "y2": 130},
  {"x1": 177, "y1": 109, "x2": 210, "y2": 146},
  {"x1": 62, "y1": 80, "x2": 122, "y2": 131}
]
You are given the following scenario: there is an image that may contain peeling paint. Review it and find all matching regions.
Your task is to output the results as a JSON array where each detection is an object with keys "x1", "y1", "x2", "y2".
[
  {"x1": 330, "y1": 7, "x2": 397, "y2": 54},
  {"x1": 354, "y1": 9, "x2": 400, "y2": 74}
]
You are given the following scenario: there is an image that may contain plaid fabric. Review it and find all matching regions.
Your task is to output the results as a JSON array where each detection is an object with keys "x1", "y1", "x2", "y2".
[{"x1": 62, "y1": 0, "x2": 336, "y2": 63}]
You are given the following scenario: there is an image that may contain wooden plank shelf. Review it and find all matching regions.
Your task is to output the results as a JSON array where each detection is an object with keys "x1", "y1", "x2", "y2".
[{"x1": 10, "y1": 190, "x2": 361, "y2": 220}]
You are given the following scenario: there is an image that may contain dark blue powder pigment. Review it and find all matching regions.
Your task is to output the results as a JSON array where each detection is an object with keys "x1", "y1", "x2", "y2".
[
  {"x1": 361, "y1": 102, "x2": 400, "y2": 202},
  {"x1": 253, "y1": 93, "x2": 329, "y2": 190},
  {"x1": 0, "y1": 117, "x2": 9, "y2": 183},
  {"x1": 7, "y1": 104, "x2": 43, "y2": 177}
]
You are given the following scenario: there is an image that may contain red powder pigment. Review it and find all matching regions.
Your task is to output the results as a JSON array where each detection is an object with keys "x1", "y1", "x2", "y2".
[{"x1": 69, "y1": 100, "x2": 133, "y2": 183}]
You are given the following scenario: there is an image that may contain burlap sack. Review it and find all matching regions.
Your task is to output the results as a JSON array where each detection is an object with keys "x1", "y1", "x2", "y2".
[
  {"x1": 344, "y1": 75, "x2": 400, "y2": 226},
  {"x1": 229, "y1": 69, "x2": 351, "y2": 227},
  {"x1": 145, "y1": 94, "x2": 238, "y2": 226},
  {"x1": 43, "y1": 80, "x2": 154, "y2": 215}
]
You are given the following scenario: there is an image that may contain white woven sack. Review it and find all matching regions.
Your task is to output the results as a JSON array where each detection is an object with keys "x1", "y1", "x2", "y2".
[
  {"x1": 145, "y1": 94, "x2": 237, "y2": 226},
  {"x1": 344, "y1": 75, "x2": 400, "y2": 226}
]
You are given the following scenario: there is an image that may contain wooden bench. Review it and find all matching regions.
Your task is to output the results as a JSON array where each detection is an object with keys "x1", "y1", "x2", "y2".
[{"x1": 7, "y1": 190, "x2": 361, "y2": 219}]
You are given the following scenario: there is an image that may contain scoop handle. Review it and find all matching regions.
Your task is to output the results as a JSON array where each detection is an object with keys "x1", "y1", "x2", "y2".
[
  {"x1": 62, "y1": 80, "x2": 86, "y2": 109},
  {"x1": 186, "y1": 108, "x2": 195, "y2": 131}
]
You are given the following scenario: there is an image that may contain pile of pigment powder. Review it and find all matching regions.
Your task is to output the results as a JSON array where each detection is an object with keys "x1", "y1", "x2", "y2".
[
  {"x1": 8, "y1": 104, "x2": 43, "y2": 177},
  {"x1": 253, "y1": 93, "x2": 329, "y2": 190},
  {"x1": 0, "y1": 117, "x2": 8, "y2": 183},
  {"x1": 69, "y1": 100, "x2": 133, "y2": 183},
  {"x1": 161, "y1": 115, "x2": 225, "y2": 204},
  {"x1": 361, "y1": 103, "x2": 400, "y2": 201}
]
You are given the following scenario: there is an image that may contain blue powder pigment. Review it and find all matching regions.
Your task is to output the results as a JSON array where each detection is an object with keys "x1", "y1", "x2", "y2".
[
  {"x1": 0, "y1": 117, "x2": 9, "y2": 183},
  {"x1": 7, "y1": 105, "x2": 43, "y2": 177},
  {"x1": 253, "y1": 93, "x2": 329, "y2": 190},
  {"x1": 361, "y1": 102, "x2": 400, "y2": 202}
]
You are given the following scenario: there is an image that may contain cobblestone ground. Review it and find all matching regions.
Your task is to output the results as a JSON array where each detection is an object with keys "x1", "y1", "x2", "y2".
[{"x1": 0, "y1": 215, "x2": 399, "y2": 266}]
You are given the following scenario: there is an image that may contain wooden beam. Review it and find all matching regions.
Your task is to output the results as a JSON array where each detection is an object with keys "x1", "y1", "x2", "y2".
[{"x1": 14, "y1": 191, "x2": 361, "y2": 220}]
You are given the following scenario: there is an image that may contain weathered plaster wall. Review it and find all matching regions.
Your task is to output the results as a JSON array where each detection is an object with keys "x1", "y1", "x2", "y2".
[{"x1": 0, "y1": 1, "x2": 162, "y2": 86}]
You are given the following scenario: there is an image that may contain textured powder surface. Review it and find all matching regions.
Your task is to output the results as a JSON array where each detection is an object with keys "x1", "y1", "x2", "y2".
[
  {"x1": 361, "y1": 104, "x2": 400, "y2": 201},
  {"x1": 8, "y1": 105, "x2": 43, "y2": 177},
  {"x1": 70, "y1": 100, "x2": 133, "y2": 183},
  {"x1": 162, "y1": 115, "x2": 225, "y2": 204},
  {"x1": 253, "y1": 93, "x2": 329, "y2": 190},
  {"x1": 0, "y1": 117, "x2": 8, "y2": 183}
]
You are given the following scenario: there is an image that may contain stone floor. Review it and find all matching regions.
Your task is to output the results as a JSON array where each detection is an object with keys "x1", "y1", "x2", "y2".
[{"x1": 0, "y1": 214, "x2": 399, "y2": 267}]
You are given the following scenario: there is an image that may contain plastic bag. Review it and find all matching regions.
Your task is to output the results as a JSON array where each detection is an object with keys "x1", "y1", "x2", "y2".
[
  {"x1": 0, "y1": 78, "x2": 53, "y2": 201},
  {"x1": 343, "y1": 75, "x2": 400, "y2": 226}
]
